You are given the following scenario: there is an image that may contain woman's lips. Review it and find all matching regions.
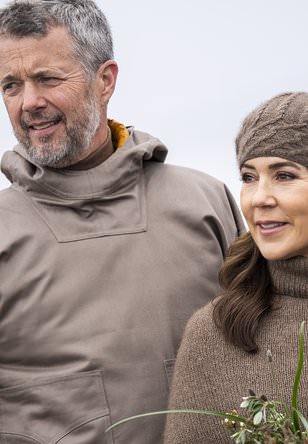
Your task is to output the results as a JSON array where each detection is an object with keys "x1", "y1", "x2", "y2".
[{"x1": 257, "y1": 221, "x2": 288, "y2": 236}]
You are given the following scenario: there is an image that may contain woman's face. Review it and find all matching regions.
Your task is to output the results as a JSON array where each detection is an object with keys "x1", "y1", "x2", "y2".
[{"x1": 240, "y1": 156, "x2": 308, "y2": 260}]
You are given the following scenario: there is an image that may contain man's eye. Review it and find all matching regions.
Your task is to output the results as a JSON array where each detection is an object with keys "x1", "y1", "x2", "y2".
[
  {"x1": 2, "y1": 82, "x2": 17, "y2": 93},
  {"x1": 39, "y1": 77, "x2": 60, "y2": 85}
]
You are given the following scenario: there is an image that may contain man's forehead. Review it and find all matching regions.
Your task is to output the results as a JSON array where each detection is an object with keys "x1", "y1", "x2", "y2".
[
  {"x1": 0, "y1": 27, "x2": 73, "y2": 61},
  {"x1": 0, "y1": 28, "x2": 76, "y2": 78}
]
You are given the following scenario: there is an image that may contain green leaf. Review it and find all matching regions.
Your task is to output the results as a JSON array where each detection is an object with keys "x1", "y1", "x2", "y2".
[
  {"x1": 240, "y1": 430, "x2": 246, "y2": 444},
  {"x1": 292, "y1": 321, "x2": 305, "y2": 434},
  {"x1": 297, "y1": 410, "x2": 308, "y2": 431},
  {"x1": 240, "y1": 400, "x2": 250, "y2": 408},
  {"x1": 253, "y1": 411, "x2": 263, "y2": 425}
]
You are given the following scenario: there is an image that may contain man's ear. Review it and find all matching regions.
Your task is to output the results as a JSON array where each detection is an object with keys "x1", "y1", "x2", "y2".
[{"x1": 96, "y1": 60, "x2": 118, "y2": 104}]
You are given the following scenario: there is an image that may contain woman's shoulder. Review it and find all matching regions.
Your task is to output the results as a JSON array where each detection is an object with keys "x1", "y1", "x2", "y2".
[
  {"x1": 187, "y1": 300, "x2": 217, "y2": 328},
  {"x1": 180, "y1": 301, "x2": 220, "y2": 348}
]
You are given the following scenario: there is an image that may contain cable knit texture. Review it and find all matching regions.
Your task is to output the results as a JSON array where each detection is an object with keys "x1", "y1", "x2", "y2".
[
  {"x1": 164, "y1": 256, "x2": 308, "y2": 444},
  {"x1": 236, "y1": 92, "x2": 308, "y2": 167}
]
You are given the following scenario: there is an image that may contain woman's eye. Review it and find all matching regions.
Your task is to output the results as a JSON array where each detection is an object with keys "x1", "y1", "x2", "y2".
[
  {"x1": 241, "y1": 173, "x2": 256, "y2": 183},
  {"x1": 276, "y1": 171, "x2": 296, "y2": 181}
]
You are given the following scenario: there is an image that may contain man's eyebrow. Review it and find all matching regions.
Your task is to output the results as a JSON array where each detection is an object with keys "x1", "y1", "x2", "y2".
[
  {"x1": 1, "y1": 74, "x2": 17, "y2": 85},
  {"x1": 241, "y1": 161, "x2": 301, "y2": 171},
  {"x1": 30, "y1": 70, "x2": 55, "y2": 79},
  {"x1": 1, "y1": 70, "x2": 58, "y2": 85}
]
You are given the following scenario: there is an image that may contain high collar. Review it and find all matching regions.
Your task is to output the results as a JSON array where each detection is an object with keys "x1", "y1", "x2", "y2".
[
  {"x1": 0, "y1": 128, "x2": 168, "y2": 242},
  {"x1": 268, "y1": 256, "x2": 308, "y2": 299},
  {"x1": 1, "y1": 128, "x2": 167, "y2": 199}
]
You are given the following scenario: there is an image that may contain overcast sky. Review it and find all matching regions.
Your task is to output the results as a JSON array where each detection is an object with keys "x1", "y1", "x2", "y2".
[{"x1": 0, "y1": 0, "x2": 308, "y2": 205}]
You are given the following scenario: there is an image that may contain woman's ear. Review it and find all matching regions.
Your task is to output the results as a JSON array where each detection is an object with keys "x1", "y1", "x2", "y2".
[{"x1": 96, "y1": 60, "x2": 118, "y2": 105}]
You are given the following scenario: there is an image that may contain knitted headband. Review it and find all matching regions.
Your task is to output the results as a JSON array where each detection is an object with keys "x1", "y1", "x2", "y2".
[{"x1": 236, "y1": 92, "x2": 308, "y2": 167}]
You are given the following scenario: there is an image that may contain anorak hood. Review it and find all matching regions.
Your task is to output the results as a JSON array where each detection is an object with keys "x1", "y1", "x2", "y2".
[
  {"x1": 0, "y1": 127, "x2": 167, "y2": 243},
  {"x1": 1, "y1": 127, "x2": 168, "y2": 198}
]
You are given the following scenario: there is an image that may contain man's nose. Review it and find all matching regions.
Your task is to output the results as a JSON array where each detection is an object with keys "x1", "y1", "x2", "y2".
[
  {"x1": 251, "y1": 181, "x2": 276, "y2": 208},
  {"x1": 21, "y1": 82, "x2": 48, "y2": 113}
]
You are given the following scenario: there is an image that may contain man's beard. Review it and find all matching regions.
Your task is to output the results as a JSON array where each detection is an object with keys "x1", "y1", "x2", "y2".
[{"x1": 14, "y1": 94, "x2": 101, "y2": 168}]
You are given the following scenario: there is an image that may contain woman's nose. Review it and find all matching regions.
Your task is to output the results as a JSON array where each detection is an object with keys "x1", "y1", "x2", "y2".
[{"x1": 251, "y1": 181, "x2": 276, "y2": 207}]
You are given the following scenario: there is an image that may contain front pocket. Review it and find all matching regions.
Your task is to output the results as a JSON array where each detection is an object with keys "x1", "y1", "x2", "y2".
[{"x1": 0, "y1": 371, "x2": 113, "y2": 444}]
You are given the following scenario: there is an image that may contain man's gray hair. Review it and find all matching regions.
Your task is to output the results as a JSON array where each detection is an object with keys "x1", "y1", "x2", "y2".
[{"x1": 0, "y1": 0, "x2": 114, "y2": 78}]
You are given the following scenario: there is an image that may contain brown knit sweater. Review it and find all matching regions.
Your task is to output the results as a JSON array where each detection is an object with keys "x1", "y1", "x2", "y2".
[{"x1": 164, "y1": 256, "x2": 308, "y2": 444}]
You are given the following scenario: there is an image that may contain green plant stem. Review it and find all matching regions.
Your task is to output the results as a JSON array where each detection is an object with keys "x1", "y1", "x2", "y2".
[
  {"x1": 105, "y1": 409, "x2": 249, "y2": 433},
  {"x1": 292, "y1": 321, "x2": 305, "y2": 435}
]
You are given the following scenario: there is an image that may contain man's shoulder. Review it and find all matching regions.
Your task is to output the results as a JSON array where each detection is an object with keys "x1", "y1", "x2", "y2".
[
  {"x1": 0, "y1": 186, "x2": 28, "y2": 243},
  {"x1": 162, "y1": 162, "x2": 222, "y2": 180},
  {"x1": 144, "y1": 162, "x2": 242, "y2": 219},
  {"x1": 144, "y1": 161, "x2": 244, "y2": 236},
  {"x1": 130, "y1": 128, "x2": 225, "y2": 189},
  {"x1": 0, "y1": 185, "x2": 29, "y2": 216},
  {"x1": 145, "y1": 161, "x2": 227, "y2": 195},
  {"x1": 0, "y1": 185, "x2": 17, "y2": 204}
]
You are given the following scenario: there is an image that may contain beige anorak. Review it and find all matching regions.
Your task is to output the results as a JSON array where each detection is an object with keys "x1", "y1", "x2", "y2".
[{"x1": 0, "y1": 129, "x2": 244, "y2": 443}]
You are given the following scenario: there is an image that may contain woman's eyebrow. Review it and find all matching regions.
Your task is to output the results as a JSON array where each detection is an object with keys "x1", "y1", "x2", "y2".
[
  {"x1": 268, "y1": 161, "x2": 301, "y2": 170},
  {"x1": 241, "y1": 161, "x2": 301, "y2": 171},
  {"x1": 240, "y1": 163, "x2": 255, "y2": 170}
]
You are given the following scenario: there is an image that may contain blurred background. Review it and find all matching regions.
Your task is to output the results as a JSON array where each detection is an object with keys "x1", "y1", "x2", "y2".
[{"x1": 0, "y1": 0, "x2": 307, "y2": 204}]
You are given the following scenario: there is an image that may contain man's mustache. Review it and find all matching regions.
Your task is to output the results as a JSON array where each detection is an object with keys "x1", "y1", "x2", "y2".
[{"x1": 21, "y1": 112, "x2": 65, "y2": 130}]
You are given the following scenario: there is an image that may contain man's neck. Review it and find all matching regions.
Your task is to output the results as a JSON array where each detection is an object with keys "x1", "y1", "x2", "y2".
[{"x1": 67, "y1": 127, "x2": 114, "y2": 171}]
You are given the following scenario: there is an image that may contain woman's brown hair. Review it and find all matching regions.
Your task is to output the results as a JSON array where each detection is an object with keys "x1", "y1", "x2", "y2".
[{"x1": 213, "y1": 232, "x2": 273, "y2": 353}]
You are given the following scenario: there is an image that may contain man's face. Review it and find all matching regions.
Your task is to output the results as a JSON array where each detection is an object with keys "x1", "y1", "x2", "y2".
[{"x1": 0, "y1": 27, "x2": 105, "y2": 168}]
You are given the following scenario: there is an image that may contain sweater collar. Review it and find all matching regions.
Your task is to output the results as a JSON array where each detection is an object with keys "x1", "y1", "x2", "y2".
[{"x1": 268, "y1": 256, "x2": 308, "y2": 298}]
